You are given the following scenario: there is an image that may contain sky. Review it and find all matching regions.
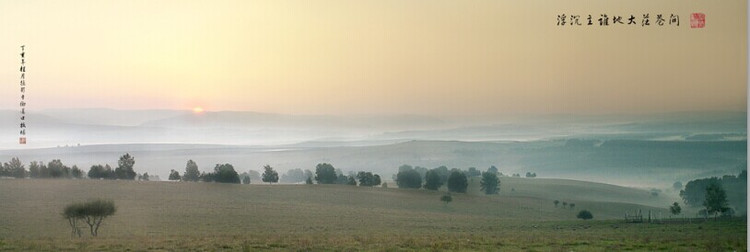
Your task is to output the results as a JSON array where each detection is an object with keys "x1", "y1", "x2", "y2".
[{"x1": 0, "y1": 0, "x2": 746, "y2": 116}]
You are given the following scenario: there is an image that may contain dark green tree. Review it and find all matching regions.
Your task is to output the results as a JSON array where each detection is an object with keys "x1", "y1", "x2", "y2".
[
  {"x1": 396, "y1": 168, "x2": 422, "y2": 189},
  {"x1": 577, "y1": 210, "x2": 593, "y2": 220},
  {"x1": 305, "y1": 176, "x2": 313, "y2": 184},
  {"x1": 480, "y1": 171, "x2": 500, "y2": 194},
  {"x1": 71, "y1": 165, "x2": 83, "y2": 179},
  {"x1": 4, "y1": 157, "x2": 25, "y2": 178},
  {"x1": 115, "y1": 153, "x2": 136, "y2": 180},
  {"x1": 347, "y1": 175, "x2": 357, "y2": 186},
  {"x1": 213, "y1": 163, "x2": 240, "y2": 184},
  {"x1": 88, "y1": 164, "x2": 115, "y2": 179},
  {"x1": 554, "y1": 200, "x2": 560, "y2": 208},
  {"x1": 373, "y1": 174, "x2": 381, "y2": 186},
  {"x1": 242, "y1": 176, "x2": 251, "y2": 184},
  {"x1": 48, "y1": 159, "x2": 68, "y2": 178},
  {"x1": 315, "y1": 163, "x2": 337, "y2": 184},
  {"x1": 168, "y1": 169, "x2": 181, "y2": 181},
  {"x1": 669, "y1": 202, "x2": 681, "y2": 216},
  {"x1": 447, "y1": 170, "x2": 468, "y2": 193},
  {"x1": 29, "y1": 161, "x2": 41, "y2": 178},
  {"x1": 261, "y1": 165, "x2": 279, "y2": 184},
  {"x1": 183, "y1": 160, "x2": 201, "y2": 182},
  {"x1": 703, "y1": 182, "x2": 730, "y2": 219},
  {"x1": 423, "y1": 169, "x2": 443, "y2": 190}
]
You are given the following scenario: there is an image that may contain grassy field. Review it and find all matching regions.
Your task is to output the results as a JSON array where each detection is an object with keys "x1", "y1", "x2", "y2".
[{"x1": 0, "y1": 179, "x2": 745, "y2": 251}]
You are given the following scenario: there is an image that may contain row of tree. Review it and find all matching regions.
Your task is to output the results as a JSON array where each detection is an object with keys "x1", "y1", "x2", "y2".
[
  {"x1": 395, "y1": 165, "x2": 501, "y2": 194},
  {"x1": 166, "y1": 161, "x2": 385, "y2": 187},
  {"x1": 1, "y1": 154, "x2": 143, "y2": 181},
  {"x1": 679, "y1": 170, "x2": 746, "y2": 217}
]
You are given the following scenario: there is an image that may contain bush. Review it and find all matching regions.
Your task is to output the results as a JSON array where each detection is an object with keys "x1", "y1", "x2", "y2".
[
  {"x1": 440, "y1": 194, "x2": 453, "y2": 204},
  {"x1": 577, "y1": 210, "x2": 593, "y2": 220}
]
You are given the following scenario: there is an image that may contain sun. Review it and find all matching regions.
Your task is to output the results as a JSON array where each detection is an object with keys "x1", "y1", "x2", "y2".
[{"x1": 192, "y1": 107, "x2": 204, "y2": 114}]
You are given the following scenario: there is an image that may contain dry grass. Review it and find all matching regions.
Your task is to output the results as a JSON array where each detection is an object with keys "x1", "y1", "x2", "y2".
[{"x1": 0, "y1": 179, "x2": 745, "y2": 251}]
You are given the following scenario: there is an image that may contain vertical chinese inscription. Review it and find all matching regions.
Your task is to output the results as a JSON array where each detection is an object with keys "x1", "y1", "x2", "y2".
[{"x1": 19, "y1": 45, "x2": 26, "y2": 144}]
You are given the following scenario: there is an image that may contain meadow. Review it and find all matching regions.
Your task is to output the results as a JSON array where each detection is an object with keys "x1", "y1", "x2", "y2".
[{"x1": 0, "y1": 179, "x2": 745, "y2": 251}]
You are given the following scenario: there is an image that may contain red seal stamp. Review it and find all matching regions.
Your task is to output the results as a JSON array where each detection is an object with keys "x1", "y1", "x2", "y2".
[
  {"x1": 19, "y1": 137, "x2": 26, "y2": 144},
  {"x1": 691, "y1": 13, "x2": 705, "y2": 28}
]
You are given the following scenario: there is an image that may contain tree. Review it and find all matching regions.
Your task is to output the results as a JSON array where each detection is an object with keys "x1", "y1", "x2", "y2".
[
  {"x1": 3, "y1": 157, "x2": 25, "y2": 178},
  {"x1": 29, "y1": 161, "x2": 41, "y2": 178},
  {"x1": 115, "y1": 153, "x2": 136, "y2": 180},
  {"x1": 183, "y1": 160, "x2": 200, "y2": 182},
  {"x1": 242, "y1": 176, "x2": 251, "y2": 184},
  {"x1": 48, "y1": 159, "x2": 68, "y2": 178},
  {"x1": 569, "y1": 203, "x2": 575, "y2": 209},
  {"x1": 703, "y1": 182, "x2": 730, "y2": 219},
  {"x1": 433, "y1": 166, "x2": 450, "y2": 184},
  {"x1": 680, "y1": 177, "x2": 720, "y2": 207},
  {"x1": 261, "y1": 165, "x2": 279, "y2": 184},
  {"x1": 562, "y1": 202, "x2": 568, "y2": 208},
  {"x1": 669, "y1": 202, "x2": 682, "y2": 217},
  {"x1": 554, "y1": 200, "x2": 560, "y2": 208},
  {"x1": 357, "y1": 172, "x2": 381, "y2": 187},
  {"x1": 200, "y1": 172, "x2": 215, "y2": 182},
  {"x1": 336, "y1": 174, "x2": 349, "y2": 184},
  {"x1": 525, "y1": 172, "x2": 537, "y2": 178},
  {"x1": 168, "y1": 170, "x2": 181, "y2": 181},
  {"x1": 396, "y1": 168, "x2": 422, "y2": 189},
  {"x1": 63, "y1": 199, "x2": 116, "y2": 237},
  {"x1": 141, "y1": 173, "x2": 150, "y2": 181},
  {"x1": 71, "y1": 165, "x2": 83, "y2": 179},
  {"x1": 480, "y1": 171, "x2": 500, "y2": 194},
  {"x1": 465, "y1": 167, "x2": 481, "y2": 177},
  {"x1": 440, "y1": 194, "x2": 453, "y2": 205},
  {"x1": 280, "y1": 168, "x2": 306, "y2": 183},
  {"x1": 88, "y1": 164, "x2": 115, "y2": 180},
  {"x1": 247, "y1": 170, "x2": 262, "y2": 182},
  {"x1": 423, "y1": 169, "x2": 443, "y2": 190},
  {"x1": 577, "y1": 210, "x2": 593, "y2": 220},
  {"x1": 315, "y1": 163, "x2": 337, "y2": 184},
  {"x1": 305, "y1": 176, "x2": 313, "y2": 184},
  {"x1": 346, "y1": 176, "x2": 357, "y2": 186},
  {"x1": 213, "y1": 164, "x2": 240, "y2": 184},
  {"x1": 373, "y1": 174, "x2": 381, "y2": 186},
  {"x1": 447, "y1": 170, "x2": 468, "y2": 193}
]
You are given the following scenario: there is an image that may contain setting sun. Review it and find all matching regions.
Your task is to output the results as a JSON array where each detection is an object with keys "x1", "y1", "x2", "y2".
[{"x1": 192, "y1": 107, "x2": 204, "y2": 113}]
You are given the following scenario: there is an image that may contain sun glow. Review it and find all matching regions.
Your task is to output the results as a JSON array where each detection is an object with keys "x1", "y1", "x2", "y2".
[{"x1": 192, "y1": 107, "x2": 204, "y2": 113}]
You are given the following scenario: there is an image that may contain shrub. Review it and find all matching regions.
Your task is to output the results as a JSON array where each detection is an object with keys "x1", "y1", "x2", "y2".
[{"x1": 577, "y1": 210, "x2": 593, "y2": 220}]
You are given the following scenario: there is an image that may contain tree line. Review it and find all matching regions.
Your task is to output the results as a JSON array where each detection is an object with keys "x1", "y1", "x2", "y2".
[
  {"x1": 678, "y1": 170, "x2": 746, "y2": 218},
  {"x1": 0, "y1": 154, "x2": 143, "y2": 180},
  {"x1": 394, "y1": 164, "x2": 501, "y2": 195}
]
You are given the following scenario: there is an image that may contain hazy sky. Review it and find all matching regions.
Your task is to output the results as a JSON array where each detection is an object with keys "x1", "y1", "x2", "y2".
[{"x1": 0, "y1": 1, "x2": 746, "y2": 116}]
